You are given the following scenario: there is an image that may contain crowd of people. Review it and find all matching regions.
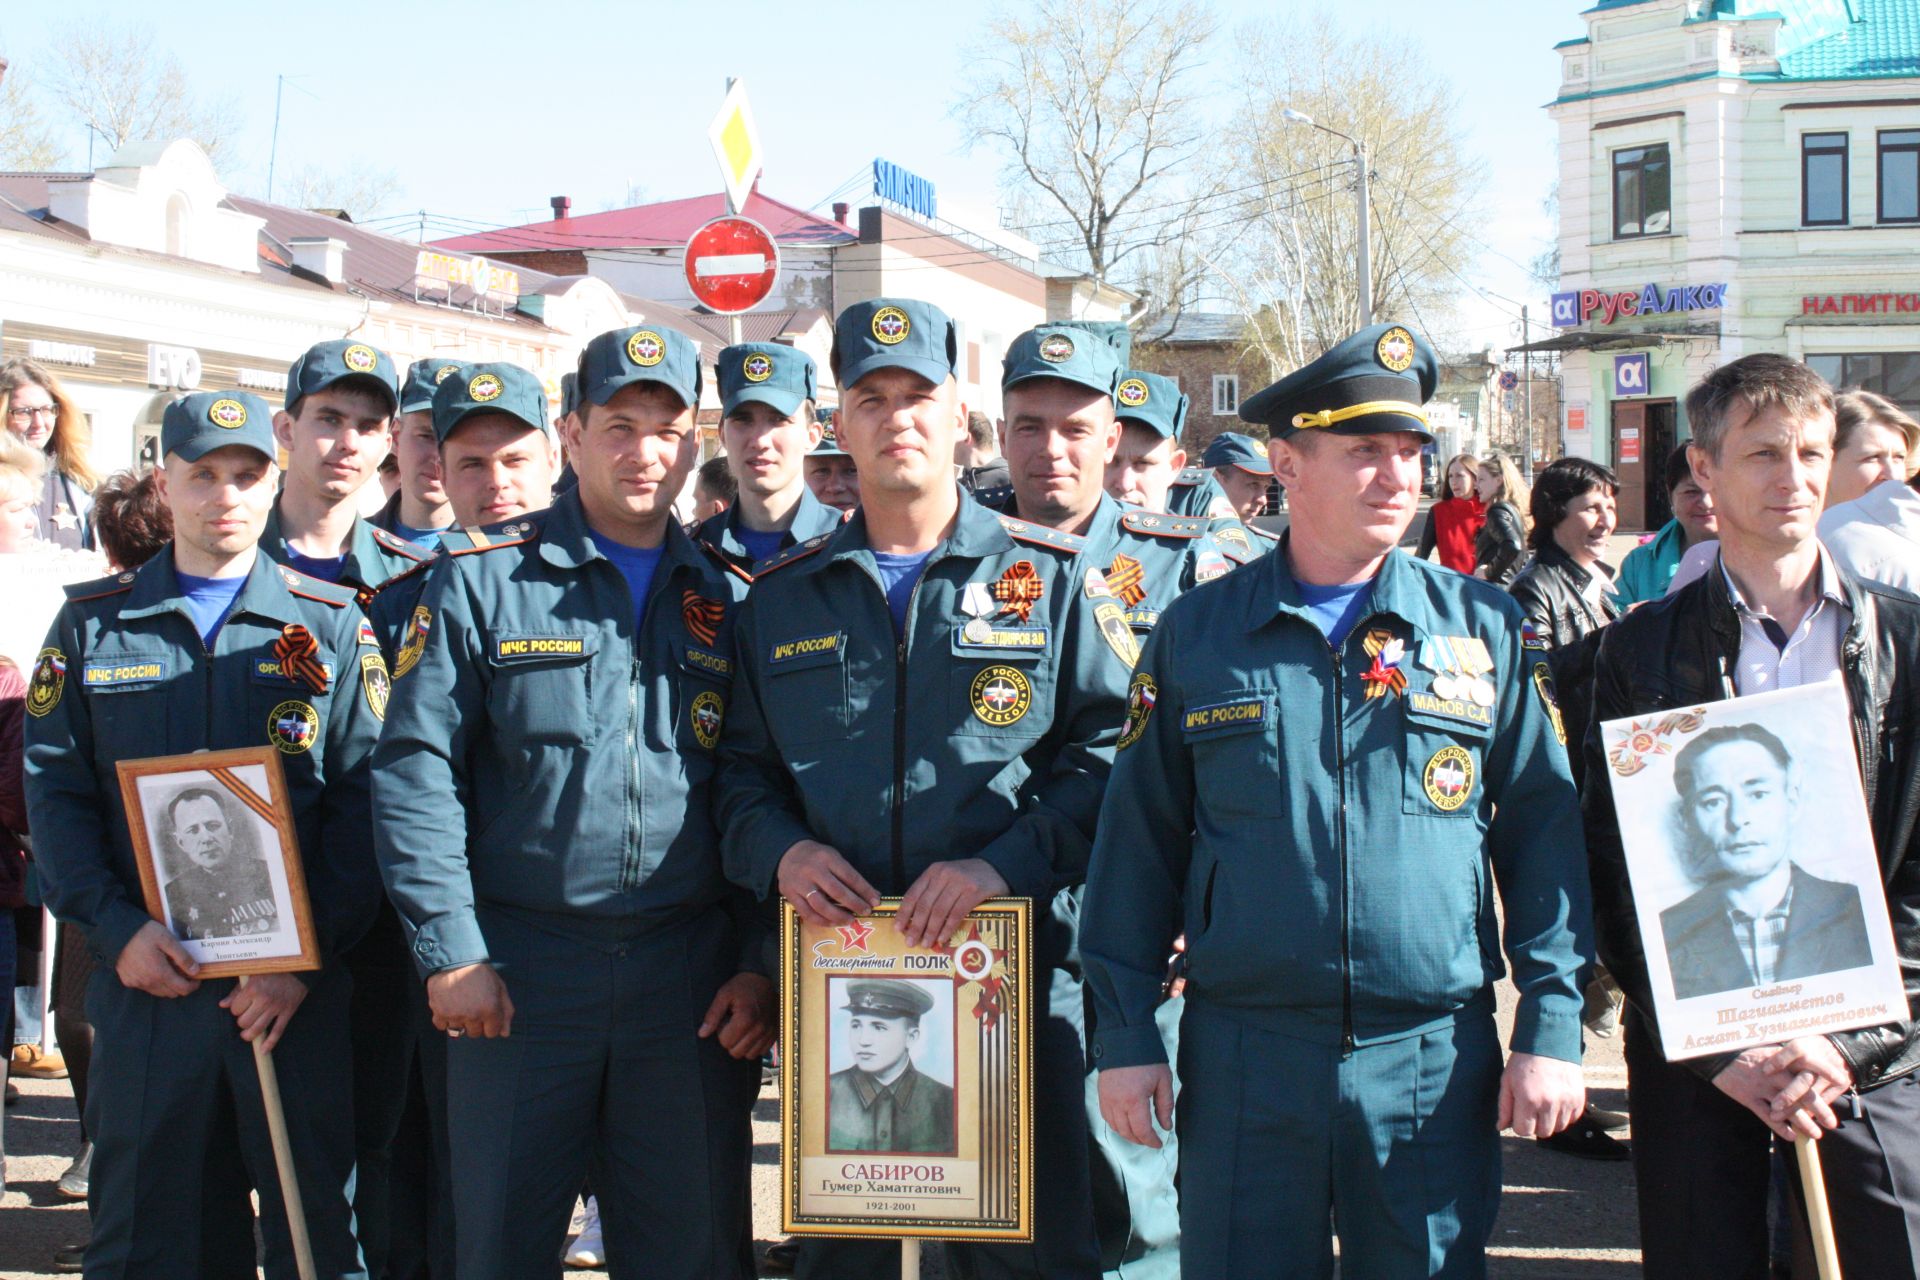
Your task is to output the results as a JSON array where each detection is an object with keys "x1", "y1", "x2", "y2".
[{"x1": 0, "y1": 303, "x2": 1916, "y2": 1280}]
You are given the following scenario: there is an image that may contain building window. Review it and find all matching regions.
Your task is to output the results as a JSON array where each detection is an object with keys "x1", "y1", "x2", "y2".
[
  {"x1": 1802, "y1": 133, "x2": 1849, "y2": 227},
  {"x1": 1212, "y1": 374, "x2": 1239, "y2": 416},
  {"x1": 1879, "y1": 129, "x2": 1920, "y2": 224},
  {"x1": 1613, "y1": 144, "x2": 1671, "y2": 238},
  {"x1": 1806, "y1": 351, "x2": 1920, "y2": 412}
]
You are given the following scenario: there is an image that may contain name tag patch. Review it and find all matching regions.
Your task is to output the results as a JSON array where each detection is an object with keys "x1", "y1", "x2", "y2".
[
  {"x1": 493, "y1": 636, "x2": 588, "y2": 662},
  {"x1": 84, "y1": 658, "x2": 168, "y2": 687},
  {"x1": 1407, "y1": 690, "x2": 1494, "y2": 730},
  {"x1": 954, "y1": 624, "x2": 1049, "y2": 650},
  {"x1": 252, "y1": 658, "x2": 335, "y2": 684},
  {"x1": 1182, "y1": 697, "x2": 1268, "y2": 737},
  {"x1": 770, "y1": 632, "x2": 844, "y2": 666},
  {"x1": 683, "y1": 646, "x2": 733, "y2": 678}
]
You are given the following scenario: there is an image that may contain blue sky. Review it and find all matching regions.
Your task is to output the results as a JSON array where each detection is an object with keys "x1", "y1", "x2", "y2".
[{"x1": 1, "y1": 1, "x2": 1585, "y2": 351}]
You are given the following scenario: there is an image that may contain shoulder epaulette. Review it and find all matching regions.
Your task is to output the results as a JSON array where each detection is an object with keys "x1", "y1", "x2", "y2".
[
  {"x1": 64, "y1": 571, "x2": 137, "y2": 602},
  {"x1": 1208, "y1": 519, "x2": 1256, "y2": 563},
  {"x1": 270, "y1": 564, "x2": 358, "y2": 608},
  {"x1": 377, "y1": 553, "x2": 438, "y2": 589},
  {"x1": 995, "y1": 515, "x2": 1085, "y2": 553},
  {"x1": 1120, "y1": 510, "x2": 1206, "y2": 539},
  {"x1": 698, "y1": 537, "x2": 756, "y2": 585},
  {"x1": 447, "y1": 515, "x2": 543, "y2": 557},
  {"x1": 1170, "y1": 467, "x2": 1209, "y2": 488},
  {"x1": 973, "y1": 484, "x2": 1014, "y2": 512},
  {"x1": 1250, "y1": 524, "x2": 1280, "y2": 544},
  {"x1": 755, "y1": 532, "x2": 834, "y2": 576},
  {"x1": 369, "y1": 525, "x2": 433, "y2": 563}
]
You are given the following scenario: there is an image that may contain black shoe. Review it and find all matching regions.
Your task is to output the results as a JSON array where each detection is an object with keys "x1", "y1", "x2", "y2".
[
  {"x1": 4, "y1": 1080, "x2": 18, "y2": 1106},
  {"x1": 1588, "y1": 1104, "x2": 1630, "y2": 1132},
  {"x1": 1538, "y1": 1106, "x2": 1631, "y2": 1161},
  {"x1": 763, "y1": 1238, "x2": 801, "y2": 1273},
  {"x1": 53, "y1": 1241, "x2": 88, "y2": 1274}
]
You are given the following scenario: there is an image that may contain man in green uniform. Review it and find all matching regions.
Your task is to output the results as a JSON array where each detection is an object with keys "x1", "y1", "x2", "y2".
[
  {"x1": 159, "y1": 788, "x2": 280, "y2": 940},
  {"x1": 25, "y1": 389, "x2": 385, "y2": 1279},
  {"x1": 697, "y1": 342, "x2": 843, "y2": 594},
  {"x1": 803, "y1": 413, "x2": 860, "y2": 513},
  {"x1": 717, "y1": 297, "x2": 1122, "y2": 1279},
  {"x1": 1083, "y1": 324, "x2": 1593, "y2": 1279},
  {"x1": 1106, "y1": 369, "x2": 1189, "y2": 513},
  {"x1": 373, "y1": 329, "x2": 773, "y2": 1280},
  {"x1": 369, "y1": 358, "x2": 462, "y2": 549},
  {"x1": 265, "y1": 339, "x2": 433, "y2": 598},
  {"x1": 826, "y1": 981, "x2": 956, "y2": 1154}
]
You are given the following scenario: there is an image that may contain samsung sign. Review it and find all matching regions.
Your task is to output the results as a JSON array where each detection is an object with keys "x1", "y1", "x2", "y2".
[{"x1": 873, "y1": 159, "x2": 937, "y2": 221}]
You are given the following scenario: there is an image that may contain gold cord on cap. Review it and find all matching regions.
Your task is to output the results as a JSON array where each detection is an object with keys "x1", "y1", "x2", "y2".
[{"x1": 1290, "y1": 400, "x2": 1430, "y2": 431}]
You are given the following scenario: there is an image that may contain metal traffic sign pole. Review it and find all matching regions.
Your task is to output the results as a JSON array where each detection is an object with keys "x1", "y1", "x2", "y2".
[{"x1": 709, "y1": 77, "x2": 766, "y2": 346}]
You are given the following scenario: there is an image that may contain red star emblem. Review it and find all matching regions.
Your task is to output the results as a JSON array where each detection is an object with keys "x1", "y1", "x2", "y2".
[{"x1": 836, "y1": 919, "x2": 874, "y2": 953}]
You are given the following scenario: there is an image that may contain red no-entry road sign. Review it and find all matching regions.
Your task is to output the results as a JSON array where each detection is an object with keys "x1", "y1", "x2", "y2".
[{"x1": 683, "y1": 215, "x2": 780, "y2": 314}]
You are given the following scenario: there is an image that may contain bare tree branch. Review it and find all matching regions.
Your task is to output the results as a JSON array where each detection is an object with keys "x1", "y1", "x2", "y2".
[
  {"x1": 41, "y1": 19, "x2": 242, "y2": 172},
  {"x1": 0, "y1": 58, "x2": 65, "y2": 170}
]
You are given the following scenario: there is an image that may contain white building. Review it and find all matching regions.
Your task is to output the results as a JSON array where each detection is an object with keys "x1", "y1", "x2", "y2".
[
  {"x1": 0, "y1": 140, "x2": 637, "y2": 479},
  {"x1": 1543, "y1": 0, "x2": 1920, "y2": 530}
]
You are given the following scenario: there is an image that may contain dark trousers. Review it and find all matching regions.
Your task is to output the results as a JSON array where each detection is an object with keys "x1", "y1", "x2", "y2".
[
  {"x1": 446, "y1": 909, "x2": 759, "y2": 1280},
  {"x1": 383, "y1": 978, "x2": 454, "y2": 1280},
  {"x1": 1626, "y1": 1007, "x2": 1920, "y2": 1280},
  {"x1": 82, "y1": 966, "x2": 365, "y2": 1280},
  {"x1": 1176, "y1": 1000, "x2": 1502, "y2": 1280},
  {"x1": 796, "y1": 965, "x2": 1102, "y2": 1280}
]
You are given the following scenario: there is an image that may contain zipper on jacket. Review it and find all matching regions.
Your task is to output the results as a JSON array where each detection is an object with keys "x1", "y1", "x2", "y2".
[
  {"x1": 625, "y1": 655, "x2": 642, "y2": 891},
  {"x1": 1326, "y1": 631, "x2": 1356, "y2": 1057}
]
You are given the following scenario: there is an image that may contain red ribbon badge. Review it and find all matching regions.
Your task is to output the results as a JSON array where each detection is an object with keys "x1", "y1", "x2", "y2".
[
  {"x1": 682, "y1": 591, "x2": 724, "y2": 648},
  {"x1": 1360, "y1": 628, "x2": 1407, "y2": 700},
  {"x1": 991, "y1": 560, "x2": 1045, "y2": 624},
  {"x1": 949, "y1": 922, "x2": 1010, "y2": 1029},
  {"x1": 274, "y1": 624, "x2": 329, "y2": 695}
]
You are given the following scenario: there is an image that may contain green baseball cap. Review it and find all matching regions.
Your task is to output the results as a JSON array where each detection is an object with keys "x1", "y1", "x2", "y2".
[
  {"x1": 831, "y1": 298, "x2": 956, "y2": 392},
  {"x1": 578, "y1": 326, "x2": 703, "y2": 411},
  {"x1": 1002, "y1": 324, "x2": 1121, "y2": 398},
  {"x1": 162, "y1": 391, "x2": 277, "y2": 463},
  {"x1": 286, "y1": 339, "x2": 400, "y2": 414},
  {"x1": 400, "y1": 358, "x2": 469, "y2": 415},
  {"x1": 718, "y1": 343, "x2": 817, "y2": 419},
  {"x1": 431, "y1": 362, "x2": 551, "y2": 443}
]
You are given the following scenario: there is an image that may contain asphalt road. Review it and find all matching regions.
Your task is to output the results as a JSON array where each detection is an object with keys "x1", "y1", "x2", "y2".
[{"x1": 1, "y1": 970, "x2": 1639, "y2": 1279}]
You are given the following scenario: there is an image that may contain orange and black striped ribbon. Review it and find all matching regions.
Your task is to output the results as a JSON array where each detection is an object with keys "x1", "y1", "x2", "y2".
[
  {"x1": 274, "y1": 624, "x2": 329, "y2": 695},
  {"x1": 208, "y1": 766, "x2": 279, "y2": 826},
  {"x1": 992, "y1": 560, "x2": 1044, "y2": 623},
  {"x1": 682, "y1": 591, "x2": 724, "y2": 648},
  {"x1": 1104, "y1": 555, "x2": 1146, "y2": 608}
]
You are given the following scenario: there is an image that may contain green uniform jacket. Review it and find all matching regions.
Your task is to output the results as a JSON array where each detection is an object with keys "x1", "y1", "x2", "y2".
[
  {"x1": 695, "y1": 486, "x2": 846, "y2": 600},
  {"x1": 827, "y1": 1064, "x2": 957, "y2": 1154},
  {"x1": 371, "y1": 490, "x2": 756, "y2": 977},
  {"x1": 261, "y1": 500, "x2": 433, "y2": 605},
  {"x1": 714, "y1": 493, "x2": 1126, "y2": 938},
  {"x1": 23, "y1": 550, "x2": 384, "y2": 970},
  {"x1": 1081, "y1": 542, "x2": 1592, "y2": 1068},
  {"x1": 1165, "y1": 467, "x2": 1228, "y2": 520}
]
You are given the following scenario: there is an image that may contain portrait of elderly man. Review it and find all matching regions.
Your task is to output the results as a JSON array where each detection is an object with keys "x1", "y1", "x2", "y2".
[
  {"x1": 827, "y1": 980, "x2": 955, "y2": 1154},
  {"x1": 1659, "y1": 723, "x2": 1873, "y2": 1000},
  {"x1": 158, "y1": 785, "x2": 279, "y2": 941}
]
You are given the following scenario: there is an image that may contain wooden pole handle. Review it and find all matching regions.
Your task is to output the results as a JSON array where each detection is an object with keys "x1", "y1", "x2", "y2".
[
  {"x1": 901, "y1": 1237, "x2": 921, "y2": 1280},
  {"x1": 239, "y1": 975, "x2": 319, "y2": 1280},
  {"x1": 1795, "y1": 1133, "x2": 1844, "y2": 1280}
]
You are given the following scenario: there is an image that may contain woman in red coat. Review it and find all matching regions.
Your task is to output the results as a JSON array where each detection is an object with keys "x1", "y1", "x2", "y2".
[{"x1": 1415, "y1": 452, "x2": 1487, "y2": 574}]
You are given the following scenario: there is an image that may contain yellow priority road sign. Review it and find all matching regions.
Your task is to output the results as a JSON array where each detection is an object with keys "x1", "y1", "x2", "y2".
[{"x1": 708, "y1": 78, "x2": 764, "y2": 215}]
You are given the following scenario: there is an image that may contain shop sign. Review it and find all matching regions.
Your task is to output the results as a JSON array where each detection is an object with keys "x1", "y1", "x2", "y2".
[
  {"x1": 147, "y1": 343, "x2": 202, "y2": 391},
  {"x1": 873, "y1": 158, "x2": 938, "y2": 221},
  {"x1": 1551, "y1": 282, "x2": 1728, "y2": 328},
  {"x1": 413, "y1": 251, "x2": 520, "y2": 303},
  {"x1": 1614, "y1": 353, "x2": 1650, "y2": 397},
  {"x1": 25, "y1": 339, "x2": 97, "y2": 368},
  {"x1": 1801, "y1": 293, "x2": 1920, "y2": 316}
]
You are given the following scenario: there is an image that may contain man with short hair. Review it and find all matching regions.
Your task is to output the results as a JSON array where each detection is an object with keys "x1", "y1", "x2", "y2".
[
  {"x1": 1658, "y1": 723, "x2": 1872, "y2": 1000},
  {"x1": 266, "y1": 339, "x2": 432, "y2": 597},
  {"x1": 160, "y1": 788, "x2": 279, "y2": 942},
  {"x1": 717, "y1": 297, "x2": 1123, "y2": 1279},
  {"x1": 1584, "y1": 352, "x2": 1920, "y2": 1279},
  {"x1": 958, "y1": 409, "x2": 1010, "y2": 493},
  {"x1": 697, "y1": 343, "x2": 842, "y2": 593},
  {"x1": 1201, "y1": 430, "x2": 1275, "y2": 524},
  {"x1": 375, "y1": 329, "x2": 774, "y2": 1280},
  {"x1": 803, "y1": 416, "x2": 860, "y2": 512},
  {"x1": 1105, "y1": 370, "x2": 1189, "y2": 513},
  {"x1": 1086, "y1": 324, "x2": 1591, "y2": 1278},
  {"x1": 690, "y1": 456, "x2": 736, "y2": 528},
  {"x1": 26, "y1": 389, "x2": 385, "y2": 1279},
  {"x1": 370, "y1": 359, "x2": 463, "y2": 549}
]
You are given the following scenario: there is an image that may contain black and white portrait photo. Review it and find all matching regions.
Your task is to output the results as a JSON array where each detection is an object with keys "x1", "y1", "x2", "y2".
[
  {"x1": 1602, "y1": 679, "x2": 1906, "y2": 1061},
  {"x1": 154, "y1": 784, "x2": 281, "y2": 942},
  {"x1": 825, "y1": 978, "x2": 956, "y2": 1155}
]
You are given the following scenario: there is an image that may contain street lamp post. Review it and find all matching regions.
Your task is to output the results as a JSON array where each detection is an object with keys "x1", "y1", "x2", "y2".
[
  {"x1": 1282, "y1": 108, "x2": 1371, "y2": 328},
  {"x1": 1484, "y1": 287, "x2": 1540, "y2": 481}
]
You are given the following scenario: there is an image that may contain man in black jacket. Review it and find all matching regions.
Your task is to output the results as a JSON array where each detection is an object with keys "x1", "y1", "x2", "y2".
[{"x1": 1583, "y1": 353, "x2": 1920, "y2": 1280}]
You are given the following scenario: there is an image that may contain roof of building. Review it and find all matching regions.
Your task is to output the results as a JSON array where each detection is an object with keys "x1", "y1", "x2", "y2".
[
  {"x1": 1781, "y1": 0, "x2": 1920, "y2": 78},
  {"x1": 429, "y1": 188, "x2": 856, "y2": 256},
  {"x1": 1134, "y1": 311, "x2": 1251, "y2": 346}
]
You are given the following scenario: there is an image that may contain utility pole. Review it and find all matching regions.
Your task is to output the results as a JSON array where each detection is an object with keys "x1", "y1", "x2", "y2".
[
  {"x1": 1356, "y1": 140, "x2": 1372, "y2": 328},
  {"x1": 1521, "y1": 304, "x2": 1533, "y2": 479},
  {"x1": 267, "y1": 75, "x2": 285, "y2": 203}
]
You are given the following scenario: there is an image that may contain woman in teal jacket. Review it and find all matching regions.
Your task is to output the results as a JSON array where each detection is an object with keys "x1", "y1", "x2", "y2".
[{"x1": 1613, "y1": 443, "x2": 1717, "y2": 606}]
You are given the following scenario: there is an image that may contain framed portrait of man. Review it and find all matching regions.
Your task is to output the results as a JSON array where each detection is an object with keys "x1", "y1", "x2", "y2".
[
  {"x1": 781, "y1": 898, "x2": 1032, "y2": 1242},
  {"x1": 1601, "y1": 678, "x2": 1906, "y2": 1061},
  {"x1": 115, "y1": 746, "x2": 320, "y2": 978}
]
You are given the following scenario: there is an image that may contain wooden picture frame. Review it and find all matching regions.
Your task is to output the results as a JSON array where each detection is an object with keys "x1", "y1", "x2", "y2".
[
  {"x1": 780, "y1": 897, "x2": 1032, "y2": 1242},
  {"x1": 115, "y1": 746, "x2": 321, "y2": 979}
]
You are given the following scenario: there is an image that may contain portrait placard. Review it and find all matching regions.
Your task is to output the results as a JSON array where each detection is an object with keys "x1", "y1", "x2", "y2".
[
  {"x1": 115, "y1": 747, "x2": 320, "y2": 979},
  {"x1": 781, "y1": 898, "x2": 1031, "y2": 1241},
  {"x1": 1602, "y1": 678, "x2": 1905, "y2": 1061}
]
